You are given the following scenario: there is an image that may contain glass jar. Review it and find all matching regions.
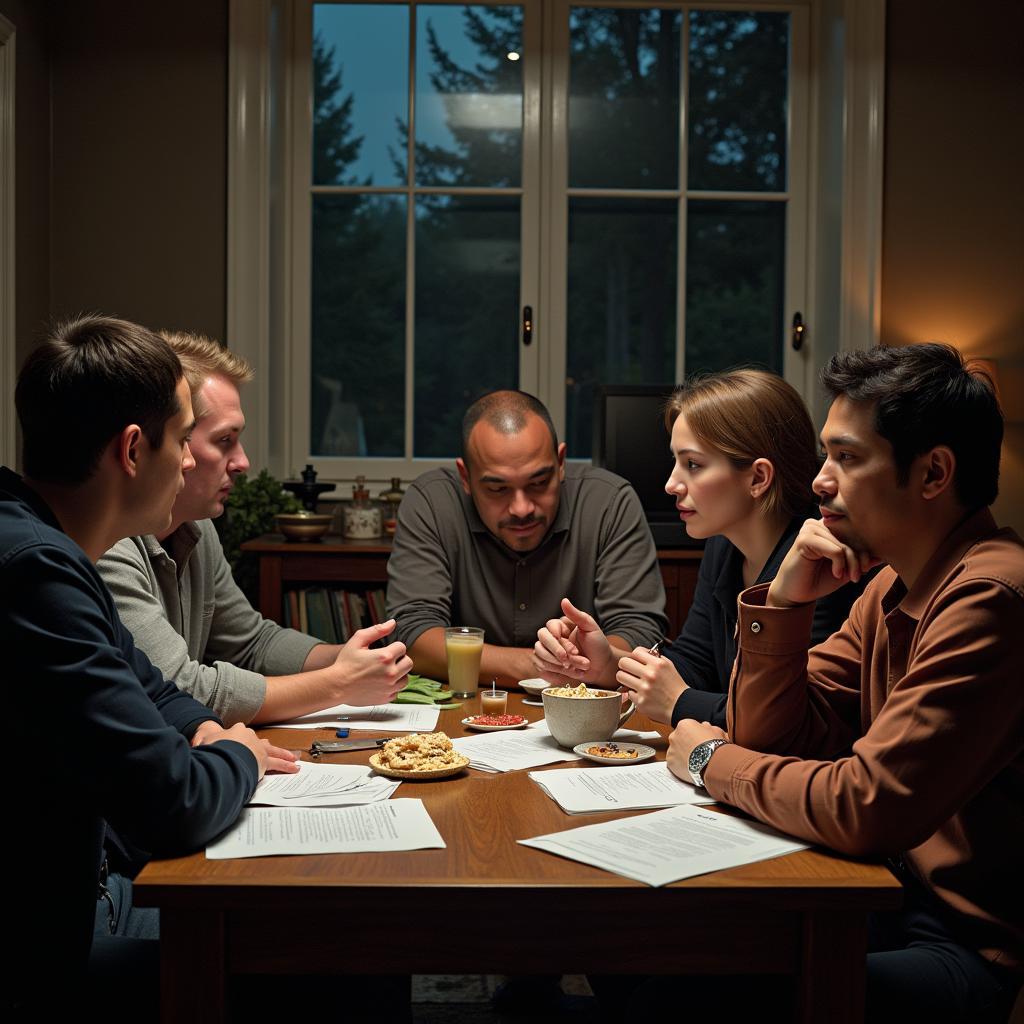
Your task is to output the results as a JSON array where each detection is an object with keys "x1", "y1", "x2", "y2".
[
  {"x1": 342, "y1": 476, "x2": 383, "y2": 539},
  {"x1": 377, "y1": 477, "x2": 406, "y2": 535}
]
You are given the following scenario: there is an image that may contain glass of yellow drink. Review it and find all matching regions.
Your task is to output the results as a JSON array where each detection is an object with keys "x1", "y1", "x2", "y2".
[{"x1": 445, "y1": 626, "x2": 485, "y2": 698}]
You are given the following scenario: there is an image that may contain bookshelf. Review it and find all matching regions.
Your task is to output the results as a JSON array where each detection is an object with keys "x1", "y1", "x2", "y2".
[{"x1": 242, "y1": 534, "x2": 702, "y2": 639}]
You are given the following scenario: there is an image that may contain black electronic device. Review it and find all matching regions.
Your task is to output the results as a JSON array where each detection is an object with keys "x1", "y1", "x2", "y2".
[{"x1": 592, "y1": 384, "x2": 703, "y2": 549}]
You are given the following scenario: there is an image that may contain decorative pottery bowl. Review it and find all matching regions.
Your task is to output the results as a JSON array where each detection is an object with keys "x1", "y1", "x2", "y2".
[{"x1": 275, "y1": 511, "x2": 333, "y2": 542}]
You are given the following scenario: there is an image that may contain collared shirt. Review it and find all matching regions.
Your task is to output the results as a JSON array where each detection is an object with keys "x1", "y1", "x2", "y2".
[
  {"x1": 386, "y1": 464, "x2": 668, "y2": 652},
  {"x1": 99, "y1": 519, "x2": 319, "y2": 725},
  {"x1": 708, "y1": 508, "x2": 1024, "y2": 971}
]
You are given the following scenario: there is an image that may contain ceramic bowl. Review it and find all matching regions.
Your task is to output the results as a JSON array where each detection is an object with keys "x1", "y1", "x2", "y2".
[
  {"x1": 275, "y1": 511, "x2": 333, "y2": 541},
  {"x1": 518, "y1": 677, "x2": 550, "y2": 698},
  {"x1": 541, "y1": 686, "x2": 635, "y2": 749}
]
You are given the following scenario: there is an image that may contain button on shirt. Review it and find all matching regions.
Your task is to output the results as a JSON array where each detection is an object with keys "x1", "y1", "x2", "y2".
[{"x1": 386, "y1": 464, "x2": 668, "y2": 652}]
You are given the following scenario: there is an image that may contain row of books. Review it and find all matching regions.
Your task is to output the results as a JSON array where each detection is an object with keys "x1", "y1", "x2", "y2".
[{"x1": 283, "y1": 587, "x2": 388, "y2": 642}]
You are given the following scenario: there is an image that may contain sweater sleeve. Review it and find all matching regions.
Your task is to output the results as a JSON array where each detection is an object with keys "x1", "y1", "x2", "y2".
[{"x1": 201, "y1": 524, "x2": 319, "y2": 686}]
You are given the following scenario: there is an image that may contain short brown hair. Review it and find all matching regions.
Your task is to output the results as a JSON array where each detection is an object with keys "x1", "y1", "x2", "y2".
[
  {"x1": 16, "y1": 315, "x2": 183, "y2": 485},
  {"x1": 158, "y1": 330, "x2": 253, "y2": 419},
  {"x1": 666, "y1": 369, "x2": 818, "y2": 519}
]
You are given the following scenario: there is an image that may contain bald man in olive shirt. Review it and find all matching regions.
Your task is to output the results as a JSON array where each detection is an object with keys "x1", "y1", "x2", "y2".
[{"x1": 386, "y1": 391, "x2": 668, "y2": 688}]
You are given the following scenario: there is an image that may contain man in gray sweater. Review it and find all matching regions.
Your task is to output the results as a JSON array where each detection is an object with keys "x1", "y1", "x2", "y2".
[{"x1": 99, "y1": 331, "x2": 411, "y2": 726}]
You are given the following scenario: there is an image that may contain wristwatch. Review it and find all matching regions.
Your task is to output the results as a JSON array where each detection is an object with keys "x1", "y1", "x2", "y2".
[{"x1": 688, "y1": 738, "x2": 730, "y2": 788}]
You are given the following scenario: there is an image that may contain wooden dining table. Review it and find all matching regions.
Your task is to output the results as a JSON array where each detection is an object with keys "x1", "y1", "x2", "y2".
[{"x1": 134, "y1": 693, "x2": 902, "y2": 1023}]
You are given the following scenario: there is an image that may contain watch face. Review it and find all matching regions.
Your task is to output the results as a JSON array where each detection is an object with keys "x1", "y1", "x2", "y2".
[{"x1": 688, "y1": 739, "x2": 723, "y2": 787}]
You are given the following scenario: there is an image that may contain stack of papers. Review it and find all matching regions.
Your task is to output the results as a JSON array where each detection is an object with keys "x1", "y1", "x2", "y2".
[
  {"x1": 519, "y1": 804, "x2": 809, "y2": 886},
  {"x1": 269, "y1": 702, "x2": 441, "y2": 732},
  {"x1": 451, "y1": 720, "x2": 660, "y2": 773},
  {"x1": 250, "y1": 760, "x2": 400, "y2": 806},
  {"x1": 207, "y1": 798, "x2": 446, "y2": 859},
  {"x1": 529, "y1": 761, "x2": 716, "y2": 814}
]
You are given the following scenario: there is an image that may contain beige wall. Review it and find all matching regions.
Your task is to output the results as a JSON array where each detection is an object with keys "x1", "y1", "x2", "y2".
[
  {"x1": 2, "y1": 0, "x2": 229, "y2": 371},
  {"x1": 47, "y1": 0, "x2": 229, "y2": 341},
  {"x1": 881, "y1": 0, "x2": 1024, "y2": 532}
]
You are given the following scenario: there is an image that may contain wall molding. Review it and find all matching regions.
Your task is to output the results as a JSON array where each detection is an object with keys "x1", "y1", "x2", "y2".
[
  {"x1": 0, "y1": 14, "x2": 15, "y2": 468},
  {"x1": 839, "y1": 0, "x2": 886, "y2": 352},
  {"x1": 227, "y1": 0, "x2": 273, "y2": 473}
]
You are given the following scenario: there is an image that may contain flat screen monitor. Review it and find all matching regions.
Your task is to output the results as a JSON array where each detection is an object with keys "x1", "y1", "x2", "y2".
[{"x1": 592, "y1": 385, "x2": 702, "y2": 549}]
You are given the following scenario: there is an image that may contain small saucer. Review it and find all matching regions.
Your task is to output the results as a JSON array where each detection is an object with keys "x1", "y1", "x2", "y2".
[{"x1": 573, "y1": 741, "x2": 657, "y2": 766}]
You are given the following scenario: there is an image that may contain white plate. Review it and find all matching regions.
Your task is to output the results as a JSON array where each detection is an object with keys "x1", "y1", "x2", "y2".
[
  {"x1": 572, "y1": 741, "x2": 657, "y2": 766},
  {"x1": 461, "y1": 715, "x2": 530, "y2": 732}
]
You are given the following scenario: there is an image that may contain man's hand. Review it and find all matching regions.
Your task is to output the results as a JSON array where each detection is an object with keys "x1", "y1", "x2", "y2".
[
  {"x1": 532, "y1": 598, "x2": 613, "y2": 683},
  {"x1": 767, "y1": 518, "x2": 880, "y2": 609},
  {"x1": 331, "y1": 619, "x2": 413, "y2": 707},
  {"x1": 666, "y1": 719, "x2": 729, "y2": 783},
  {"x1": 260, "y1": 740, "x2": 300, "y2": 775},
  {"x1": 192, "y1": 721, "x2": 270, "y2": 779},
  {"x1": 190, "y1": 720, "x2": 227, "y2": 748},
  {"x1": 616, "y1": 648, "x2": 687, "y2": 724}
]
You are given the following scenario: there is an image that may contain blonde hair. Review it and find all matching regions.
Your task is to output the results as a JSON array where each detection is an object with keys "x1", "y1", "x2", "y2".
[
  {"x1": 665, "y1": 369, "x2": 818, "y2": 519},
  {"x1": 157, "y1": 330, "x2": 253, "y2": 419}
]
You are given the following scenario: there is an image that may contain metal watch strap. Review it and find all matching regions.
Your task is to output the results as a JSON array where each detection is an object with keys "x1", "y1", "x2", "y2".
[{"x1": 688, "y1": 738, "x2": 730, "y2": 788}]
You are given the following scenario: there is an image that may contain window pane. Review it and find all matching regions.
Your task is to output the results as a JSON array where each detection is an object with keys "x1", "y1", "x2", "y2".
[
  {"x1": 568, "y1": 7, "x2": 681, "y2": 189},
  {"x1": 313, "y1": 4, "x2": 409, "y2": 186},
  {"x1": 415, "y1": 5, "x2": 523, "y2": 187},
  {"x1": 687, "y1": 10, "x2": 789, "y2": 192},
  {"x1": 414, "y1": 195, "x2": 520, "y2": 457},
  {"x1": 566, "y1": 197, "x2": 677, "y2": 457},
  {"x1": 685, "y1": 200, "x2": 785, "y2": 375},
  {"x1": 311, "y1": 194, "x2": 407, "y2": 457}
]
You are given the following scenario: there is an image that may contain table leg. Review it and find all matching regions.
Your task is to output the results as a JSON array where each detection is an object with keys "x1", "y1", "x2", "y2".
[
  {"x1": 797, "y1": 909, "x2": 867, "y2": 1024},
  {"x1": 160, "y1": 908, "x2": 226, "y2": 1023}
]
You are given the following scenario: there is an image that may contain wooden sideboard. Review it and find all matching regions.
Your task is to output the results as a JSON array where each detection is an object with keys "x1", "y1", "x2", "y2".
[{"x1": 242, "y1": 534, "x2": 702, "y2": 638}]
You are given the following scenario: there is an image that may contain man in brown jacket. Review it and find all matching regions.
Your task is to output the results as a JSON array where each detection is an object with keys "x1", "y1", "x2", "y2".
[{"x1": 669, "y1": 343, "x2": 1022, "y2": 1022}]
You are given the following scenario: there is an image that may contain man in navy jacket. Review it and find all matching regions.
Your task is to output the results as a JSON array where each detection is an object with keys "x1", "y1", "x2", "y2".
[{"x1": 3, "y1": 316, "x2": 287, "y2": 1019}]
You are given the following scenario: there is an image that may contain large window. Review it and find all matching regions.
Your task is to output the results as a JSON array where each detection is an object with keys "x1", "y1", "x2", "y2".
[{"x1": 230, "y1": 0, "x2": 885, "y2": 479}]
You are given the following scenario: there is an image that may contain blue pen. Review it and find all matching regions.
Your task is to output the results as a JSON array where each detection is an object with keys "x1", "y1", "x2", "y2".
[{"x1": 336, "y1": 728, "x2": 350, "y2": 738}]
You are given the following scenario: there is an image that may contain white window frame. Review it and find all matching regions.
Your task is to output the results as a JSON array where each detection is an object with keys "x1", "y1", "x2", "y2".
[{"x1": 227, "y1": 0, "x2": 884, "y2": 479}]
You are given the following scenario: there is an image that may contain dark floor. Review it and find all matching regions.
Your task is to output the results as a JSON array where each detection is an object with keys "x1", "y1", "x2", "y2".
[{"x1": 411, "y1": 975, "x2": 597, "y2": 1024}]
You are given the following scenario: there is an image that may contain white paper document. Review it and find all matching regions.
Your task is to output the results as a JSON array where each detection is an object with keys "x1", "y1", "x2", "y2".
[
  {"x1": 451, "y1": 720, "x2": 660, "y2": 773},
  {"x1": 529, "y1": 761, "x2": 716, "y2": 814},
  {"x1": 269, "y1": 702, "x2": 441, "y2": 732},
  {"x1": 206, "y1": 798, "x2": 445, "y2": 859},
  {"x1": 519, "y1": 804, "x2": 809, "y2": 886},
  {"x1": 250, "y1": 760, "x2": 400, "y2": 806}
]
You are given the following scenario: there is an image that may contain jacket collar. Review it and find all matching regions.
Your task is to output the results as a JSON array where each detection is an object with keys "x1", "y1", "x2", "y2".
[
  {"x1": 0, "y1": 466, "x2": 63, "y2": 533},
  {"x1": 891, "y1": 507, "x2": 1000, "y2": 620}
]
